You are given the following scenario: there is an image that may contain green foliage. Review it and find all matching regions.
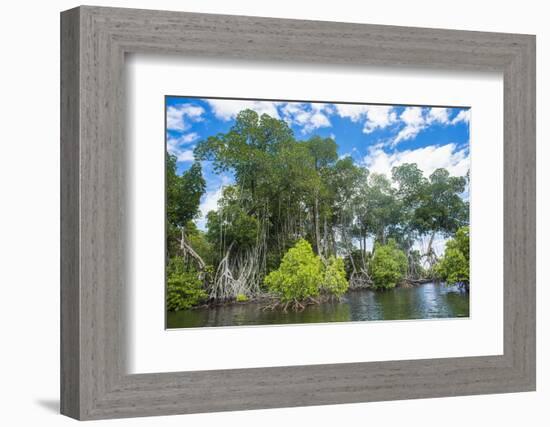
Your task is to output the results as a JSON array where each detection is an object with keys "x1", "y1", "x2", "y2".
[
  {"x1": 166, "y1": 221, "x2": 215, "y2": 266},
  {"x1": 369, "y1": 240, "x2": 408, "y2": 289},
  {"x1": 264, "y1": 239, "x2": 323, "y2": 302},
  {"x1": 321, "y1": 256, "x2": 349, "y2": 298},
  {"x1": 390, "y1": 163, "x2": 427, "y2": 251},
  {"x1": 194, "y1": 109, "x2": 295, "y2": 197},
  {"x1": 166, "y1": 257, "x2": 208, "y2": 311},
  {"x1": 184, "y1": 221, "x2": 215, "y2": 266},
  {"x1": 343, "y1": 249, "x2": 371, "y2": 279},
  {"x1": 327, "y1": 157, "x2": 365, "y2": 213},
  {"x1": 195, "y1": 109, "x2": 330, "y2": 258},
  {"x1": 170, "y1": 107, "x2": 471, "y2": 306},
  {"x1": 453, "y1": 225, "x2": 470, "y2": 259},
  {"x1": 166, "y1": 222, "x2": 182, "y2": 259},
  {"x1": 413, "y1": 168, "x2": 469, "y2": 238},
  {"x1": 236, "y1": 294, "x2": 249, "y2": 302},
  {"x1": 206, "y1": 186, "x2": 260, "y2": 252},
  {"x1": 166, "y1": 156, "x2": 206, "y2": 228},
  {"x1": 354, "y1": 173, "x2": 402, "y2": 245},
  {"x1": 435, "y1": 226, "x2": 470, "y2": 286},
  {"x1": 392, "y1": 163, "x2": 426, "y2": 206},
  {"x1": 264, "y1": 240, "x2": 349, "y2": 303},
  {"x1": 305, "y1": 136, "x2": 338, "y2": 170},
  {"x1": 406, "y1": 249, "x2": 425, "y2": 279}
]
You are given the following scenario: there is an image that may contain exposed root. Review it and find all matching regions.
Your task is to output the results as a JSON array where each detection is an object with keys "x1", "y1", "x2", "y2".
[
  {"x1": 209, "y1": 241, "x2": 264, "y2": 301},
  {"x1": 261, "y1": 297, "x2": 322, "y2": 312},
  {"x1": 348, "y1": 269, "x2": 372, "y2": 289},
  {"x1": 180, "y1": 228, "x2": 206, "y2": 272}
]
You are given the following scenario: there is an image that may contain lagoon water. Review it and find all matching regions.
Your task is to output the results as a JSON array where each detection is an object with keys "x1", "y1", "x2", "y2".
[{"x1": 167, "y1": 282, "x2": 469, "y2": 329}]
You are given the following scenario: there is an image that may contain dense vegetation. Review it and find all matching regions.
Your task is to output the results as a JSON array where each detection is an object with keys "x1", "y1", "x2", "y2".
[
  {"x1": 263, "y1": 239, "x2": 348, "y2": 310},
  {"x1": 369, "y1": 240, "x2": 409, "y2": 289},
  {"x1": 435, "y1": 226, "x2": 470, "y2": 291},
  {"x1": 166, "y1": 109, "x2": 470, "y2": 312}
]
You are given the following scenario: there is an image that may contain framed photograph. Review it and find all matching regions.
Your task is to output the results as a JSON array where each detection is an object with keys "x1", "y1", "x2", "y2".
[{"x1": 61, "y1": 6, "x2": 536, "y2": 420}]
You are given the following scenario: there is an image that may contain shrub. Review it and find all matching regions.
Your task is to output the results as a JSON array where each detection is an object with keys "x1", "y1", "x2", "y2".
[
  {"x1": 321, "y1": 256, "x2": 349, "y2": 298},
  {"x1": 166, "y1": 257, "x2": 208, "y2": 311},
  {"x1": 369, "y1": 239, "x2": 408, "y2": 289},
  {"x1": 264, "y1": 239, "x2": 323, "y2": 302},
  {"x1": 435, "y1": 226, "x2": 470, "y2": 287},
  {"x1": 236, "y1": 294, "x2": 249, "y2": 302}
]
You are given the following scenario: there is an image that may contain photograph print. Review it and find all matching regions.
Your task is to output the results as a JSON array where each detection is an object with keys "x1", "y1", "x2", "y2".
[{"x1": 165, "y1": 96, "x2": 471, "y2": 329}]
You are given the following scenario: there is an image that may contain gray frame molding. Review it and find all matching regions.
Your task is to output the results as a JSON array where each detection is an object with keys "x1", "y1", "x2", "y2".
[{"x1": 61, "y1": 5, "x2": 536, "y2": 420}]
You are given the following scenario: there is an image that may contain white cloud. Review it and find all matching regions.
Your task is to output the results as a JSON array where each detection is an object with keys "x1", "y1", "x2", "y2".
[
  {"x1": 198, "y1": 187, "x2": 223, "y2": 224},
  {"x1": 281, "y1": 103, "x2": 333, "y2": 134},
  {"x1": 167, "y1": 132, "x2": 199, "y2": 147},
  {"x1": 363, "y1": 143, "x2": 470, "y2": 178},
  {"x1": 426, "y1": 107, "x2": 450, "y2": 125},
  {"x1": 334, "y1": 104, "x2": 370, "y2": 122},
  {"x1": 196, "y1": 175, "x2": 232, "y2": 230},
  {"x1": 451, "y1": 109, "x2": 471, "y2": 125},
  {"x1": 392, "y1": 107, "x2": 463, "y2": 145},
  {"x1": 393, "y1": 107, "x2": 425, "y2": 144},
  {"x1": 166, "y1": 104, "x2": 204, "y2": 131},
  {"x1": 175, "y1": 150, "x2": 195, "y2": 162},
  {"x1": 207, "y1": 99, "x2": 281, "y2": 121},
  {"x1": 207, "y1": 100, "x2": 333, "y2": 133},
  {"x1": 363, "y1": 106, "x2": 398, "y2": 133},
  {"x1": 178, "y1": 132, "x2": 200, "y2": 144},
  {"x1": 167, "y1": 132, "x2": 200, "y2": 162},
  {"x1": 335, "y1": 104, "x2": 397, "y2": 134},
  {"x1": 166, "y1": 143, "x2": 195, "y2": 162}
]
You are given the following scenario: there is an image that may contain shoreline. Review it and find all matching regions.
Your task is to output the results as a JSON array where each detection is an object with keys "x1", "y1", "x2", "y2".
[
  {"x1": 176, "y1": 280, "x2": 466, "y2": 313},
  {"x1": 166, "y1": 281, "x2": 470, "y2": 328}
]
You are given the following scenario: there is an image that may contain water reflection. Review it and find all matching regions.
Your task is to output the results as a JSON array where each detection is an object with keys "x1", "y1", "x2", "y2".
[{"x1": 167, "y1": 282, "x2": 469, "y2": 329}]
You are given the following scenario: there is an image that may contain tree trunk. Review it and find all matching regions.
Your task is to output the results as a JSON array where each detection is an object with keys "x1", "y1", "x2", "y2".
[
  {"x1": 323, "y1": 215, "x2": 328, "y2": 258},
  {"x1": 332, "y1": 227, "x2": 338, "y2": 256},
  {"x1": 424, "y1": 230, "x2": 438, "y2": 270},
  {"x1": 314, "y1": 192, "x2": 322, "y2": 256},
  {"x1": 180, "y1": 228, "x2": 206, "y2": 271},
  {"x1": 426, "y1": 230, "x2": 436, "y2": 256}
]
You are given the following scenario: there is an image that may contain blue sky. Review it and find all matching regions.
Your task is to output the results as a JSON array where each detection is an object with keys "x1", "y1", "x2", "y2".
[{"x1": 165, "y1": 97, "x2": 470, "y2": 243}]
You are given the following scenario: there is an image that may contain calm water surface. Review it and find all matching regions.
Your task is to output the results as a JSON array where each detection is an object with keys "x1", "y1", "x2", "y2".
[{"x1": 167, "y1": 282, "x2": 469, "y2": 329}]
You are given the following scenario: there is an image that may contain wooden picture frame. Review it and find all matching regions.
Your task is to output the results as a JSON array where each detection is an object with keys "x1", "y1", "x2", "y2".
[{"x1": 60, "y1": 5, "x2": 536, "y2": 420}]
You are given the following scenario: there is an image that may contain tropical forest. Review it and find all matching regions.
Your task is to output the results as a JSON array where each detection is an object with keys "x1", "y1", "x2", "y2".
[{"x1": 165, "y1": 101, "x2": 471, "y2": 328}]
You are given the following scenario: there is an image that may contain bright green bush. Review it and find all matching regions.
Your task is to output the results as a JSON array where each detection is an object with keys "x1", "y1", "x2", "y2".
[
  {"x1": 166, "y1": 257, "x2": 208, "y2": 311},
  {"x1": 264, "y1": 239, "x2": 323, "y2": 302},
  {"x1": 435, "y1": 226, "x2": 470, "y2": 286},
  {"x1": 369, "y1": 239, "x2": 408, "y2": 289},
  {"x1": 321, "y1": 256, "x2": 349, "y2": 298},
  {"x1": 236, "y1": 294, "x2": 249, "y2": 302}
]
